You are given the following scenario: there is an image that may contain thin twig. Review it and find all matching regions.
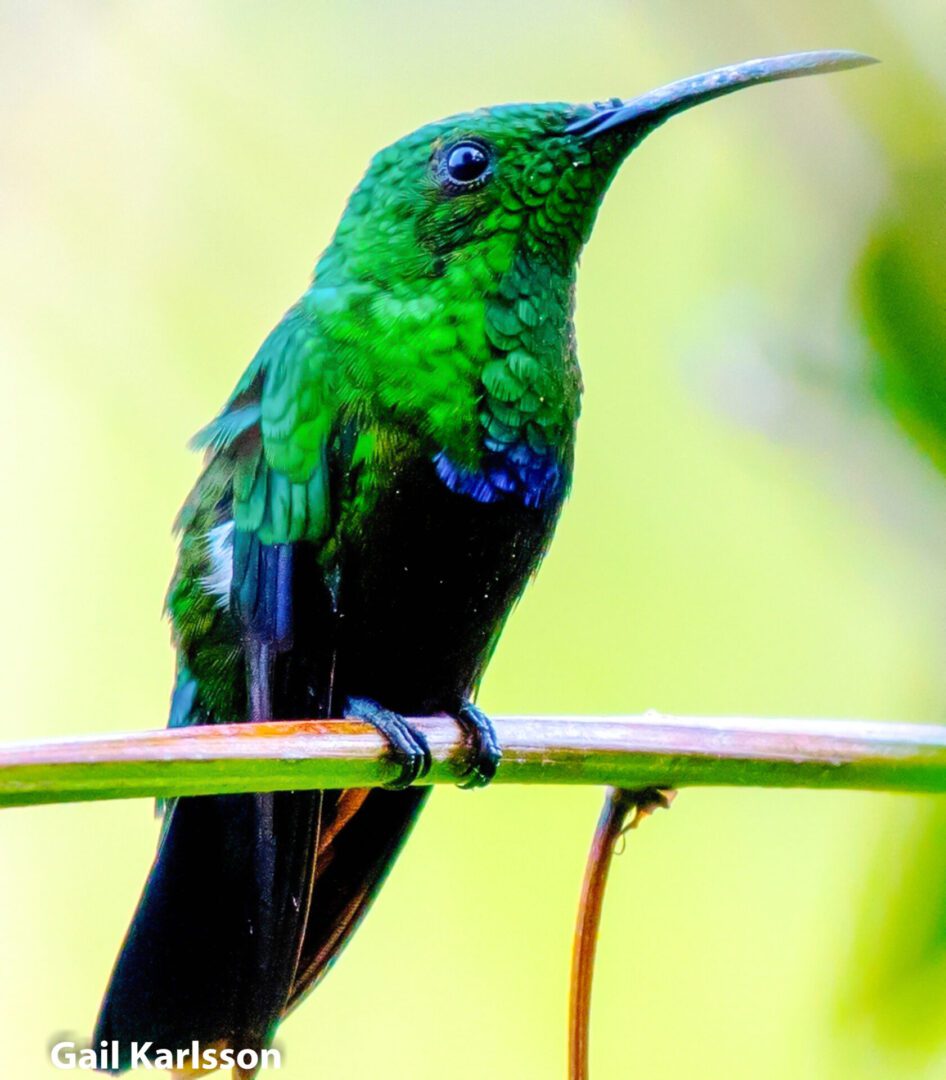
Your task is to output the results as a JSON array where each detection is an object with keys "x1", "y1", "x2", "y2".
[
  {"x1": 569, "y1": 788, "x2": 674, "y2": 1080},
  {"x1": 569, "y1": 788, "x2": 636, "y2": 1080},
  {"x1": 2, "y1": 713, "x2": 946, "y2": 808}
]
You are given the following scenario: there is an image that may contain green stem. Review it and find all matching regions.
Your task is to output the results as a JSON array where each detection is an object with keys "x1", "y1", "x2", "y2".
[{"x1": 2, "y1": 713, "x2": 946, "y2": 809}]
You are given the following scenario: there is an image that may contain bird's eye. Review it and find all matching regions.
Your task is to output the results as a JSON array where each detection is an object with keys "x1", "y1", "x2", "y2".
[{"x1": 442, "y1": 141, "x2": 492, "y2": 189}]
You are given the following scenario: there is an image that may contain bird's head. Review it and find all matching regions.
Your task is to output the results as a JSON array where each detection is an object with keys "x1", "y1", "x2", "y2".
[{"x1": 319, "y1": 50, "x2": 875, "y2": 291}]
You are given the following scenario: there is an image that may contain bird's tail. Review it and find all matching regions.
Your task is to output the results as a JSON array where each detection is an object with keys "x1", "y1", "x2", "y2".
[
  {"x1": 93, "y1": 788, "x2": 321, "y2": 1076},
  {"x1": 93, "y1": 783, "x2": 429, "y2": 1077}
]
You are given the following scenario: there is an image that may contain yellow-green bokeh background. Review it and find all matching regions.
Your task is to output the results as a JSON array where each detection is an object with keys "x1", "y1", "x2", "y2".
[{"x1": 2, "y1": 2, "x2": 945, "y2": 1076}]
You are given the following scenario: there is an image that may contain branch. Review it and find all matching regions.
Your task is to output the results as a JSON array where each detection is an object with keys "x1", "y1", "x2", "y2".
[
  {"x1": 569, "y1": 787, "x2": 676, "y2": 1080},
  {"x1": 2, "y1": 713, "x2": 946, "y2": 809},
  {"x1": 569, "y1": 788, "x2": 640, "y2": 1080}
]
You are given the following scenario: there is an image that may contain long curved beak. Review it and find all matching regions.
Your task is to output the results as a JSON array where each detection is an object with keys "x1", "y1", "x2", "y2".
[{"x1": 567, "y1": 50, "x2": 878, "y2": 141}]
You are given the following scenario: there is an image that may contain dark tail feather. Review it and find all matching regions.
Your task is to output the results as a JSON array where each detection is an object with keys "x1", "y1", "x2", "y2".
[
  {"x1": 94, "y1": 789, "x2": 320, "y2": 1073},
  {"x1": 286, "y1": 785, "x2": 430, "y2": 1012}
]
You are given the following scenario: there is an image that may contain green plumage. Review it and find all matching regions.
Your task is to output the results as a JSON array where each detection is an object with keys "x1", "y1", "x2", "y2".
[
  {"x1": 167, "y1": 104, "x2": 611, "y2": 723},
  {"x1": 95, "y1": 51, "x2": 876, "y2": 1075}
]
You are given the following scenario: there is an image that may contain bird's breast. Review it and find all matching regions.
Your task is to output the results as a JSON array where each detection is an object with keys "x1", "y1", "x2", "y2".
[{"x1": 333, "y1": 451, "x2": 562, "y2": 711}]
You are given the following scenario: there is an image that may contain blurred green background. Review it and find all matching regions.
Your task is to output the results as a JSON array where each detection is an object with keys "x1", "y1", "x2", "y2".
[{"x1": 2, "y1": 1, "x2": 945, "y2": 1076}]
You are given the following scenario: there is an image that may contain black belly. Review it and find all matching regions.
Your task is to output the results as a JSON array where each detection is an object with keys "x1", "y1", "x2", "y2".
[{"x1": 331, "y1": 456, "x2": 562, "y2": 714}]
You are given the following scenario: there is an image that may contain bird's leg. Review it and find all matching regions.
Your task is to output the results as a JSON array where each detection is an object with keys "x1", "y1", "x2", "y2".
[
  {"x1": 347, "y1": 697, "x2": 432, "y2": 790},
  {"x1": 451, "y1": 700, "x2": 502, "y2": 789}
]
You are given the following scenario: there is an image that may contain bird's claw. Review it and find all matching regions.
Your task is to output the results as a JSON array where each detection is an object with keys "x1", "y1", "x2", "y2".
[
  {"x1": 453, "y1": 701, "x2": 502, "y2": 789},
  {"x1": 347, "y1": 697, "x2": 432, "y2": 790}
]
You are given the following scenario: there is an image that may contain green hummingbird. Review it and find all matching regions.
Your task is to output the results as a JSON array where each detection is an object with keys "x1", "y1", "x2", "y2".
[{"x1": 94, "y1": 50, "x2": 874, "y2": 1076}]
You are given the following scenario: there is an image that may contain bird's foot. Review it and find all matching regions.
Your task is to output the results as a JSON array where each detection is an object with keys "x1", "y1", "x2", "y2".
[
  {"x1": 451, "y1": 701, "x2": 502, "y2": 789},
  {"x1": 347, "y1": 697, "x2": 432, "y2": 790}
]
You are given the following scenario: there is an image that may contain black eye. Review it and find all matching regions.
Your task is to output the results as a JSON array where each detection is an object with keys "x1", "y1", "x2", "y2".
[{"x1": 443, "y1": 141, "x2": 491, "y2": 187}]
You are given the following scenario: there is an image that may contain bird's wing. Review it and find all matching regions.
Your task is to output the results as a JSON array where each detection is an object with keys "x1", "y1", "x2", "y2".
[
  {"x1": 193, "y1": 300, "x2": 337, "y2": 651},
  {"x1": 182, "y1": 301, "x2": 346, "y2": 1038},
  {"x1": 165, "y1": 300, "x2": 339, "y2": 730},
  {"x1": 99, "y1": 301, "x2": 364, "y2": 1064}
]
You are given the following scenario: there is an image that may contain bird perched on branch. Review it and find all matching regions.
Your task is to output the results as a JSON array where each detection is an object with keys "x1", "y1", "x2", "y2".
[{"x1": 94, "y1": 49, "x2": 874, "y2": 1077}]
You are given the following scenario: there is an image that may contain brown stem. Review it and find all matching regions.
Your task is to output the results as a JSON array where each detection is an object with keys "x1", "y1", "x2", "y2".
[{"x1": 569, "y1": 787, "x2": 674, "y2": 1080}]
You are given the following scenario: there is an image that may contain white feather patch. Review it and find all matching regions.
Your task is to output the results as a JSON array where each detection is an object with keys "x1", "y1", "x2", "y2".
[{"x1": 202, "y1": 520, "x2": 235, "y2": 609}]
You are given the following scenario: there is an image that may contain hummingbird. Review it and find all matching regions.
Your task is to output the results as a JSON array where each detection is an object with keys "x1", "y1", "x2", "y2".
[{"x1": 94, "y1": 50, "x2": 874, "y2": 1076}]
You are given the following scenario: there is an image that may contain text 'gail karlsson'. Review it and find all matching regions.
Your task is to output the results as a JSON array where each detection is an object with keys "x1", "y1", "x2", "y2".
[{"x1": 50, "y1": 1040, "x2": 282, "y2": 1072}]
